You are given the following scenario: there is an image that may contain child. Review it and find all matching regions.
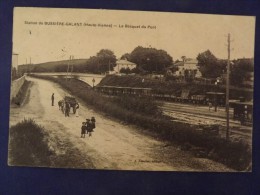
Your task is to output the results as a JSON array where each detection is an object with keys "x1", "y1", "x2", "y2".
[
  {"x1": 86, "y1": 119, "x2": 93, "y2": 137},
  {"x1": 81, "y1": 122, "x2": 86, "y2": 138}
]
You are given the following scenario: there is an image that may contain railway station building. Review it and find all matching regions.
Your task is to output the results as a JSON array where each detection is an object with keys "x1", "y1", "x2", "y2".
[{"x1": 113, "y1": 59, "x2": 137, "y2": 74}]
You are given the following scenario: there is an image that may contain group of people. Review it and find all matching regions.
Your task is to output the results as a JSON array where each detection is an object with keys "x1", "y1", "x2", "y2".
[
  {"x1": 52, "y1": 93, "x2": 97, "y2": 137},
  {"x1": 57, "y1": 100, "x2": 71, "y2": 117},
  {"x1": 81, "y1": 117, "x2": 96, "y2": 138},
  {"x1": 57, "y1": 100, "x2": 80, "y2": 117}
]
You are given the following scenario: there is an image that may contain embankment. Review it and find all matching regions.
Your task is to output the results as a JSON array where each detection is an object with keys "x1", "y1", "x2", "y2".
[
  {"x1": 11, "y1": 79, "x2": 31, "y2": 106},
  {"x1": 10, "y1": 75, "x2": 26, "y2": 100}
]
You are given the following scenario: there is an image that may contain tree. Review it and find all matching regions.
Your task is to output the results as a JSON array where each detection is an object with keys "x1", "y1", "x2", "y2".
[
  {"x1": 184, "y1": 69, "x2": 197, "y2": 82},
  {"x1": 96, "y1": 49, "x2": 117, "y2": 73},
  {"x1": 230, "y1": 58, "x2": 254, "y2": 86},
  {"x1": 120, "y1": 53, "x2": 131, "y2": 60},
  {"x1": 197, "y1": 50, "x2": 222, "y2": 78},
  {"x1": 129, "y1": 46, "x2": 173, "y2": 72},
  {"x1": 82, "y1": 49, "x2": 117, "y2": 74},
  {"x1": 181, "y1": 56, "x2": 186, "y2": 62},
  {"x1": 120, "y1": 67, "x2": 131, "y2": 74},
  {"x1": 84, "y1": 56, "x2": 99, "y2": 73}
]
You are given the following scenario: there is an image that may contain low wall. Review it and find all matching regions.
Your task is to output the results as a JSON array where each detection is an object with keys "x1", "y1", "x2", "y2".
[{"x1": 10, "y1": 76, "x2": 26, "y2": 100}]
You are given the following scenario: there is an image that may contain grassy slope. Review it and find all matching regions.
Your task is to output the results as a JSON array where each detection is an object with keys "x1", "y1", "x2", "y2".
[
  {"x1": 8, "y1": 119, "x2": 95, "y2": 168},
  {"x1": 11, "y1": 80, "x2": 32, "y2": 106}
]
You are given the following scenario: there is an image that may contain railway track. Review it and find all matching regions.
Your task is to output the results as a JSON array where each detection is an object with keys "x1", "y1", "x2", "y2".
[{"x1": 160, "y1": 103, "x2": 252, "y2": 143}]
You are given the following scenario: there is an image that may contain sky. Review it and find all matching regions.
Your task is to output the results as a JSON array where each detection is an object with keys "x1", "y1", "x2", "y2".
[{"x1": 13, "y1": 7, "x2": 255, "y2": 65}]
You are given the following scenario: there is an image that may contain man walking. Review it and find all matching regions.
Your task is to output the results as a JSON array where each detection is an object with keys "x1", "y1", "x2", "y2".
[
  {"x1": 51, "y1": 93, "x2": 54, "y2": 106},
  {"x1": 65, "y1": 102, "x2": 70, "y2": 117}
]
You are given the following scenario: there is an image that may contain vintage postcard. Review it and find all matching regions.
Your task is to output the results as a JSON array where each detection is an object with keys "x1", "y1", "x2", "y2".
[{"x1": 9, "y1": 7, "x2": 255, "y2": 171}]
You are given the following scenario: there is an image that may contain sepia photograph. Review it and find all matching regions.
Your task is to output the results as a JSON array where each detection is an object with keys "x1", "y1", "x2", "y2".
[{"x1": 8, "y1": 7, "x2": 255, "y2": 172}]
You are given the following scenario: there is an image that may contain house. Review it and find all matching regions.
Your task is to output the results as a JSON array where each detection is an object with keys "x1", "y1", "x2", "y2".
[
  {"x1": 167, "y1": 58, "x2": 202, "y2": 78},
  {"x1": 113, "y1": 59, "x2": 137, "y2": 73}
]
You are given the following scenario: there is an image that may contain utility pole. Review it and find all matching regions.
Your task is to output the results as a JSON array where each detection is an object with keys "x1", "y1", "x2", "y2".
[
  {"x1": 226, "y1": 33, "x2": 231, "y2": 141},
  {"x1": 71, "y1": 56, "x2": 74, "y2": 74},
  {"x1": 108, "y1": 59, "x2": 110, "y2": 74},
  {"x1": 66, "y1": 55, "x2": 71, "y2": 82},
  {"x1": 70, "y1": 56, "x2": 74, "y2": 82}
]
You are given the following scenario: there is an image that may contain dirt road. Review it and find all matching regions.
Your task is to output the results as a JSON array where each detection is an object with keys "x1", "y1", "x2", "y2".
[{"x1": 9, "y1": 77, "x2": 233, "y2": 171}]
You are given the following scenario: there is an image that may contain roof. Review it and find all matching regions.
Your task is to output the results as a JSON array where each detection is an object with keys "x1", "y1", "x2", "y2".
[
  {"x1": 174, "y1": 59, "x2": 198, "y2": 66},
  {"x1": 96, "y1": 85, "x2": 152, "y2": 90},
  {"x1": 206, "y1": 92, "x2": 225, "y2": 95},
  {"x1": 116, "y1": 59, "x2": 136, "y2": 66},
  {"x1": 229, "y1": 101, "x2": 253, "y2": 106}
]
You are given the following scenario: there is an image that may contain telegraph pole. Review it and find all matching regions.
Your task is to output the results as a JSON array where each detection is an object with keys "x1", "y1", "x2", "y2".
[
  {"x1": 66, "y1": 55, "x2": 71, "y2": 82},
  {"x1": 108, "y1": 59, "x2": 110, "y2": 74},
  {"x1": 226, "y1": 33, "x2": 231, "y2": 140},
  {"x1": 70, "y1": 55, "x2": 74, "y2": 82},
  {"x1": 71, "y1": 56, "x2": 74, "y2": 74}
]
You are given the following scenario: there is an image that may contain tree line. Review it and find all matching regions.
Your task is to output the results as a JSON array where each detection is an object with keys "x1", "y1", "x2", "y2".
[
  {"x1": 17, "y1": 46, "x2": 254, "y2": 87},
  {"x1": 197, "y1": 50, "x2": 254, "y2": 86}
]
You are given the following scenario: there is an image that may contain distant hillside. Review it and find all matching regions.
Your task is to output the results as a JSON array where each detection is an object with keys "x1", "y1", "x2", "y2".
[{"x1": 18, "y1": 59, "x2": 88, "y2": 73}]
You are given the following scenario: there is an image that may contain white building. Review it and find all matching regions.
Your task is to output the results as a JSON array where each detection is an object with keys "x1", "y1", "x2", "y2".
[
  {"x1": 172, "y1": 58, "x2": 202, "y2": 78},
  {"x1": 114, "y1": 59, "x2": 137, "y2": 73}
]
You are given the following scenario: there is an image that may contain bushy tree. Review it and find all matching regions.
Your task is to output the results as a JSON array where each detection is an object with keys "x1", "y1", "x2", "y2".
[
  {"x1": 197, "y1": 50, "x2": 224, "y2": 78},
  {"x1": 230, "y1": 58, "x2": 254, "y2": 86},
  {"x1": 84, "y1": 56, "x2": 100, "y2": 73},
  {"x1": 184, "y1": 69, "x2": 197, "y2": 82},
  {"x1": 120, "y1": 67, "x2": 131, "y2": 74},
  {"x1": 83, "y1": 49, "x2": 117, "y2": 73},
  {"x1": 129, "y1": 46, "x2": 173, "y2": 72},
  {"x1": 96, "y1": 49, "x2": 117, "y2": 73},
  {"x1": 120, "y1": 53, "x2": 131, "y2": 60}
]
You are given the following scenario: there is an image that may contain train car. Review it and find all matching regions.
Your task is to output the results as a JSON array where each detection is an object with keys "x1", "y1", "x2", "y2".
[
  {"x1": 94, "y1": 85, "x2": 152, "y2": 97},
  {"x1": 230, "y1": 100, "x2": 253, "y2": 125},
  {"x1": 190, "y1": 95, "x2": 207, "y2": 104},
  {"x1": 206, "y1": 92, "x2": 225, "y2": 107},
  {"x1": 175, "y1": 89, "x2": 190, "y2": 103},
  {"x1": 130, "y1": 87, "x2": 152, "y2": 96}
]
